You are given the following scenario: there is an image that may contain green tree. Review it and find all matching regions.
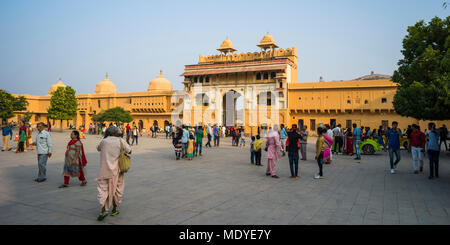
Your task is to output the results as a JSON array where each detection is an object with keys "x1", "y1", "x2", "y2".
[
  {"x1": 47, "y1": 86, "x2": 78, "y2": 131},
  {"x1": 0, "y1": 89, "x2": 29, "y2": 124},
  {"x1": 392, "y1": 16, "x2": 450, "y2": 120},
  {"x1": 92, "y1": 107, "x2": 133, "y2": 124},
  {"x1": 22, "y1": 111, "x2": 33, "y2": 123}
]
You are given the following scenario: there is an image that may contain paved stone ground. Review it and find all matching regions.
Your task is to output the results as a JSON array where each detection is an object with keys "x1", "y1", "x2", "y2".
[{"x1": 0, "y1": 130, "x2": 449, "y2": 225}]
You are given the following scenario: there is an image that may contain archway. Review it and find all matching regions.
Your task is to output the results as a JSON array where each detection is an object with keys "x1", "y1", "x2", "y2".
[{"x1": 222, "y1": 90, "x2": 244, "y2": 127}]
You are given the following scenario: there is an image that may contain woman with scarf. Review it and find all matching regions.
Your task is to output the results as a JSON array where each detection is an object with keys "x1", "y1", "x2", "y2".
[
  {"x1": 323, "y1": 131, "x2": 334, "y2": 164},
  {"x1": 173, "y1": 128, "x2": 183, "y2": 160},
  {"x1": 59, "y1": 131, "x2": 87, "y2": 188},
  {"x1": 345, "y1": 128, "x2": 354, "y2": 156},
  {"x1": 265, "y1": 126, "x2": 282, "y2": 178}
]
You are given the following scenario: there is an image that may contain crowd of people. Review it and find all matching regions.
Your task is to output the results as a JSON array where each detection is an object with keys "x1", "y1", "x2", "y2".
[{"x1": 1, "y1": 118, "x2": 449, "y2": 222}]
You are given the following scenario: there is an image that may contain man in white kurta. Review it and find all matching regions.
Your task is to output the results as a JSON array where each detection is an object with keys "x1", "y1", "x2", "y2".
[{"x1": 96, "y1": 128, "x2": 131, "y2": 220}]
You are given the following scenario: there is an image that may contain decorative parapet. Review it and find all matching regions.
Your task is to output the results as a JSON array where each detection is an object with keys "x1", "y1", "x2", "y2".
[{"x1": 198, "y1": 47, "x2": 297, "y2": 64}]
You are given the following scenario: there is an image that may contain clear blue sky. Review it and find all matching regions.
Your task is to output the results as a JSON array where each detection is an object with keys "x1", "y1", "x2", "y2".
[{"x1": 0, "y1": 0, "x2": 448, "y2": 96}]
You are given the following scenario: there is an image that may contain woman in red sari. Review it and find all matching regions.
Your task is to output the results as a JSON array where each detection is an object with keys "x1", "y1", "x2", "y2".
[
  {"x1": 345, "y1": 128, "x2": 354, "y2": 156},
  {"x1": 59, "y1": 131, "x2": 87, "y2": 188}
]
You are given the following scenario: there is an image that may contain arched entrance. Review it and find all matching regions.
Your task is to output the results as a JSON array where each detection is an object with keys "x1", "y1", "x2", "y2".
[
  {"x1": 222, "y1": 90, "x2": 244, "y2": 127},
  {"x1": 138, "y1": 120, "x2": 144, "y2": 130}
]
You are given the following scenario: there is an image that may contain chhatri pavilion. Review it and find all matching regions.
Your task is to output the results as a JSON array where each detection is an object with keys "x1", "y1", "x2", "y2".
[{"x1": 10, "y1": 34, "x2": 450, "y2": 135}]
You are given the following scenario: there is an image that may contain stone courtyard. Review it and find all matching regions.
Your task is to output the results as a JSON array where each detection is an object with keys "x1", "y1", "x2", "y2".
[{"x1": 0, "y1": 130, "x2": 449, "y2": 225}]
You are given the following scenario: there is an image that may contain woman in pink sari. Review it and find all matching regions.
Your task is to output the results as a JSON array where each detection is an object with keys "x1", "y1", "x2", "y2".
[
  {"x1": 265, "y1": 126, "x2": 282, "y2": 178},
  {"x1": 323, "y1": 134, "x2": 334, "y2": 164}
]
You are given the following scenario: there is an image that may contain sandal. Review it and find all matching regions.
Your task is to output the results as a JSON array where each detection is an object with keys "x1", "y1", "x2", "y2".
[
  {"x1": 110, "y1": 210, "x2": 120, "y2": 216},
  {"x1": 58, "y1": 184, "x2": 69, "y2": 188},
  {"x1": 97, "y1": 211, "x2": 108, "y2": 221},
  {"x1": 80, "y1": 181, "x2": 87, "y2": 186}
]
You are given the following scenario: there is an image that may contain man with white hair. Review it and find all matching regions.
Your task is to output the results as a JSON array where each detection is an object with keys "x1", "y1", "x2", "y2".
[{"x1": 96, "y1": 126, "x2": 132, "y2": 221}]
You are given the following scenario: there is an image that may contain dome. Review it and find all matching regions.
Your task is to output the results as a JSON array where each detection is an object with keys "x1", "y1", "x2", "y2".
[
  {"x1": 148, "y1": 70, "x2": 173, "y2": 92},
  {"x1": 94, "y1": 73, "x2": 117, "y2": 94},
  {"x1": 257, "y1": 33, "x2": 279, "y2": 49},
  {"x1": 217, "y1": 37, "x2": 237, "y2": 54},
  {"x1": 48, "y1": 78, "x2": 66, "y2": 95}
]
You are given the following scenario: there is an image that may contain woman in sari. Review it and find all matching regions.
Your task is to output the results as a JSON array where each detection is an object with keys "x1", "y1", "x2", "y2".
[
  {"x1": 345, "y1": 128, "x2": 354, "y2": 156},
  {"x1": 323, "y1": 133, "x2": 334, "y2": 164},
  {"x1": 59, "y1": 131, "x2": 87, "y2": 188},
  {"x1": 173, "y1": 128, "x2": 183, "y2": 160}
]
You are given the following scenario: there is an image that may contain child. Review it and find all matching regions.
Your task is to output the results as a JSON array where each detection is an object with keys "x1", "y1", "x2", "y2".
[
  {"x1": 187, "y1": 134, "x2": 195, "y2": 160},
  {"x1": 250, "y1": 136, "x2": 256, "y2": 164},
  {"x1": 17, "y1": 129, "x2": 26, "y2": 153},
  {"x1": 254, "y1": 135, "x2": 263, "y2": 166}
]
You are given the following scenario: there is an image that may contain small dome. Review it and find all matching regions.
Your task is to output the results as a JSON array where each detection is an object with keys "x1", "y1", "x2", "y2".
[
  {"x1": 257, "y1": 33, "x2": 279, "y2": 49},
  {"x1": 94, "y1": 73, "x2": 117, "y2": 94},
  {"x1": 148, "y1": 70, "x2": 173, "y2": 92},
  {"x1": 48, "y1": 78, "x2": 66, "y2": 95},
  {"x1": 217, "y1": 37, "x2": 237, "y2": 54}
]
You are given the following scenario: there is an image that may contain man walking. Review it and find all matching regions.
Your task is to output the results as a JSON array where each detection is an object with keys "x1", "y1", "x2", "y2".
[
  {"x1": 213, "y1": 124, "x2": 219, "y2": 147},
  {"x1": 181, "y1": 125, "x2": 189, "y2": 158},
  {"x1": 32, "y1": 122, "x2": 52, "y2": 182},
  {"x1": 427, "y1": 122, "x2": 440, "y2": 179},
  {"x1": 1, "y1": 122, "x2": 13, "y2": 151},
  {"x1": 195, "y1": 126, "x2": 203, "y2": 156},
  {"x1": 409, "y1": 124, "x2": 425, "y2": 174},
  {"x1": 386, "y1": 121, "x2": 402, "y2": 174},
  {"x1": 205, "y1": 125, "x2": 212, "y2": 147},
  {"x1": 352, "y1": 124, "x2": 362, "y2": 160},
  {"x1": 299, "y1": 125, "x2": 308, "y2": 160},
  {"x1": 287, "y1": 124, "x2": 302, "y2": 178},
  {"x1": 332, "y1": 124, "x2": 343, "y2": 154}
]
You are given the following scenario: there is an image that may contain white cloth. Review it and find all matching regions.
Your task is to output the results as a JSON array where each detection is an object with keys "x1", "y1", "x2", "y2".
[
  {"x1": 96, "y1": 136, "x2": 131, "y2": 180},
  {"x1": 35, "y1": 130, "x2": 52, "y2": 154}
]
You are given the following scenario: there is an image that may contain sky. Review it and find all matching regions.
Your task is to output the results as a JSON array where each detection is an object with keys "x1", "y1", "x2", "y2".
[{"x1": 0, "y1": 0, "x2": 448, "y2": 96}]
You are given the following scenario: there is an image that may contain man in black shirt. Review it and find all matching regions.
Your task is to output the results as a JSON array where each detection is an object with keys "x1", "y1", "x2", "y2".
[{"x1": 287, "y1": 124, "x2": 303, "y2": 178}]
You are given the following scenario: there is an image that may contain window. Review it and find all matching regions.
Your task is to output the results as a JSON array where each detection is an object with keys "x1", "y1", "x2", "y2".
[
  {"x1": 364, "y1": 100, "x2": 368, "y2": 104},
  {"x1": 330, "y1": 119, "x2": 336, "y2": 128},
  {"x1": 199, "y1": 76, "x2": 203, "y2": 83},
  {"x1": 347, "y1": 100, "x2": 351, "y2": 104},
  {"x1": 205, "y1": 76, "x2": 209, "y2": 83},
  {"x1": 346, "y1": 120, "x2": 352, "y2": 129},
  {"x1": 256, "y1": 73, "x2": 261, "y2": 80},
  {"x1": 310, "y1": 119, "x2": 316, "y2": 131},
  {"x1": 279, "y1": 82, "x2": 283, "y2": 88},
  {"x1": 381, "y1": 98, "x2": 387, "y2": 103},
  {"x1": 263, "y1": 72, "x2": 269, "y2": 80},
  {"x1": 298, "y1": 119, "x2": 304, "y2": 128},
  {"x1": 98, "y1": 100, "x2": 101, "y2": 107},
  {"x1": 298, "y1": 97, "x2": 301, "y2": 100},
  {"x1": 270, "y1": 72, "x2": 276, "y2": 79},
  {"x1": 194, "y1": 77, "x2": 198, "y2": 83}
]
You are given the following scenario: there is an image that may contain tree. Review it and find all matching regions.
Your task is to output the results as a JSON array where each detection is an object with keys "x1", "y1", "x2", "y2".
[
  {"x1": 392, "y1": 16, "x2": 450, "y2": 121},
  {"x1": 0, "y1": 89, "x2": 29, "y2": 124},
  {"x1": 92, "y1": 107, "x2": 133, "y2": 124},
  {"x1": 47, "y1": 86, "x2": 78, "y2": 131},
  {"x1": 22, "y1": 111, "x2": 33, "y2": 123}
]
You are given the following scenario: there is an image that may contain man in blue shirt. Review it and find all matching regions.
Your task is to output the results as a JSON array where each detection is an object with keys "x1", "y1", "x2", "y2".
[
  {"x1": 280, "y1": 124, "x2": 287, "y2": 156},
  {"x1": 427, "y1": 122, "x2": 440, "y2": 179},
  {"x1": 386, "y1": 121, "x2": 402, "y2": 174},
  {"x1": 213, "y1": 125, "x2": 219, "y2": 147},
  {"x1": 181, "y1": 125, "x2": 189, "y2": 158},
  {"x1": 2, "y1": 122, "x2": 13, "y2": 151},
  {"x1": 352, "y1": 123, "x2": 362, "y2": 160}
]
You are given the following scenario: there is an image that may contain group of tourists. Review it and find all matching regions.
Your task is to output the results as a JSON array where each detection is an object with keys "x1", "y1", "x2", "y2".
[
  {"x1": 172, "y1": 124, "x2": 222, "y2": 160},
  {"x1": 5, "y1": 121, "x2": 132, "y2": 221},
  {"x1": 248, "y1": 121, "x2": 447, "y2": 180},
  {"x1": 1, "y1": 121, "x2": 33, "y2": 153}
]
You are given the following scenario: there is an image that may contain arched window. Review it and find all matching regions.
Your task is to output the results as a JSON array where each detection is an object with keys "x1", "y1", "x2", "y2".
[
  {"x1": 263, "y1": 72, "x2": 269, "y2": 80},
  {"x1": 270, "y1": 72, "x2": 276, "y2": 79},
  {"x1": 205, "y1": 76, "x2": 209, "y2": 83}
]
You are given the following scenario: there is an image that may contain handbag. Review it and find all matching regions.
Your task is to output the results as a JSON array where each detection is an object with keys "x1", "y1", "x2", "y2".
[{"x1": 118, "y1": 139, "x2": 131, "y2": 173}]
